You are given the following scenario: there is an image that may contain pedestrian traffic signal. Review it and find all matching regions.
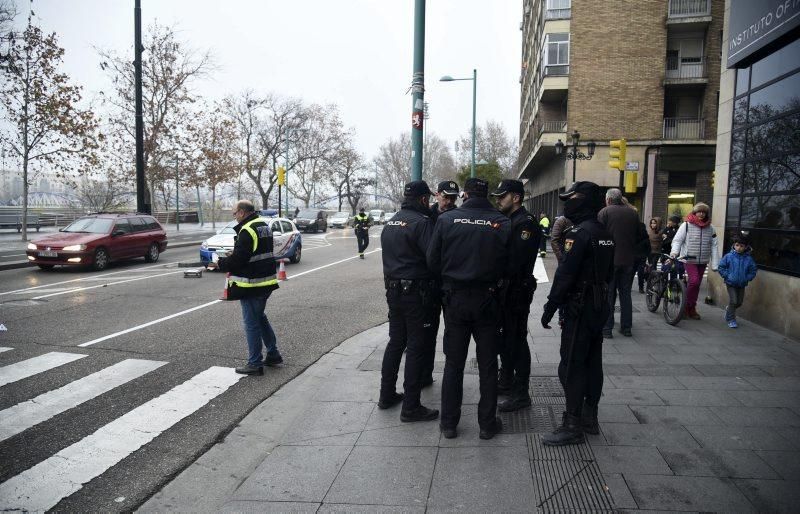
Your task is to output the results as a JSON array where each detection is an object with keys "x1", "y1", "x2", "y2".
[
  {"x1": 609, "y1": 139, "x2": 627, "y2": 172},
  {"x1": 277, "y1": 167, "x2": 286, "y2": 186}
]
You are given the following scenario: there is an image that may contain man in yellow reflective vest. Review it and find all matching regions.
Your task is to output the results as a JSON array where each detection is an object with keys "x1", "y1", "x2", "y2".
[
  {"x1": 353, "y1": 207, "x2": 372, "y2": 259},
  {"x1": 539, "y1": 211, "x2": 551, "y2": 258},
  {"x1": 208, "y1": 200, "x2": 281, "y2": 375}
]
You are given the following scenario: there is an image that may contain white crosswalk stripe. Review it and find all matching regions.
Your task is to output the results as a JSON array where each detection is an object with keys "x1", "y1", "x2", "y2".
[
  {"x1": 0, "y1": 366, "x2": 243, "y2": 512},
  {"x1": 0, "y1": 352, "x2": 86, "y2": 387},
  {"x1": 0, "y1": 359, "x2": 167, "y2": 442},
  {"x1": 0, "y1": 347, "x2": 12, "y2": 353},
  {"x1": 301, "y1": 234, "x2": 331, "y2": 249}
]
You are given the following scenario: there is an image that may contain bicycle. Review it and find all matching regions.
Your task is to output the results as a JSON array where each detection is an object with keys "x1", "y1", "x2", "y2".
[{"x1": 644, "y1": 253, "x2": 687, "y2": 326}]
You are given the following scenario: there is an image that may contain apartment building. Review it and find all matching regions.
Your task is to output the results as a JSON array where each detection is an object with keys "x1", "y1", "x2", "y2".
[
  {"x1": 518, "y1": 0, "x2": 723, "y2": 222},
  {"x1": 709, "y1": 0, "x2": 800, "y2": 339}
]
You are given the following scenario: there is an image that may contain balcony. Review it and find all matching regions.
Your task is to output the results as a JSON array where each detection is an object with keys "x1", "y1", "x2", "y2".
[
  {"x1": 663, "y1": 117, "x2": 705, "y2": 139},
  {"x1": 667, "y1": 0, "x2": 711, "y2": 27},
  {"x1": 539, "y1": 120, "x2": 567, "y2": 135},
  {"x1": 545, "y1": 8, "x2": 570, "y2": 20},
  {"x1": 664, "y1": 55, "x2": 708, "y2": 85}
]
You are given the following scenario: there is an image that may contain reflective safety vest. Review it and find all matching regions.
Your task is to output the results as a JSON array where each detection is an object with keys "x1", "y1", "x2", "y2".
[
  {"x1": 227, "y1": 216, "x2": 279, "y2": 298},
  {"x1": 354, "y1": 213, "x2": 370, "y2": 231}
]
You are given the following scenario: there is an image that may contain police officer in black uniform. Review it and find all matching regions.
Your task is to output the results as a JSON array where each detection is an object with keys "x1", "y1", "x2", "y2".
[
  {"x1": 540, "y1": 181, "x2": 615, "y2": 446},
  {"x1": 491, "y1": 179, "x2": 541, "y2": 412},
  {"x1": 427, "y1": 177, "x2": 511, "y2": 440},
  {"x1": 353, "y1": 207, "x2": 371, "y2": 258},
  {"x1": 421, "y1": 180, "x2": 461, "y2": 387},
  {"x1": 378, "y1": 180, "x2": 440, "y2": 422}
]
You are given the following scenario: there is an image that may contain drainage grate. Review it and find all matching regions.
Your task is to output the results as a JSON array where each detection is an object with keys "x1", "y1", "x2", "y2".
[
  {"x1": 532, "y1": 459, "x2": 614, "y2": 512},
  {"x1": 499, "y1": 405, "x2": 559, "y2": 434},
  {"x1": 529, "y1": 376, "x2": 564, "y2": 397}
]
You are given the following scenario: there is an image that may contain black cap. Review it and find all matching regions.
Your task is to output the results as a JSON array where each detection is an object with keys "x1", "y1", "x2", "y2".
[
  {"x1": 559, "y1": 181, "x2": 604, "y2": 210},
  {"x1": 359, "y1": 207, "x2": 365, "y2": 212},
  {"x1": 491, "y1": 179, "x2": 524, "y2": 197},
  {"x1": 437, "y1": 180, "x2": 460, "y2": 196},
  {"x1": 403, "y1": 180, "x2": 433, "y2": 198},
  {"x1": 463, "y1": 177, "x2": 488, "y2": 197}
]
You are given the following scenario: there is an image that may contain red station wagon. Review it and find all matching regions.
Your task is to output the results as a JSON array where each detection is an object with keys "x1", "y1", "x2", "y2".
[{"x1": 26, "y1": 213, "x2": 168, "y2": 271}]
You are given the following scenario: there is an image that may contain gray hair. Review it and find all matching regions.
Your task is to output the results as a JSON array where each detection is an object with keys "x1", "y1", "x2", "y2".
[
  {"x1": 235, "y1": 199, "x2": 256, "y2": 213},
  {"x1": 606, "y1": 188, "x2": 624, "y2": 205}
]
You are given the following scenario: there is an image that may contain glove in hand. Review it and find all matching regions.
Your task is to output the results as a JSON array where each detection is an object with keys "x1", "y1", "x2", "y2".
[{"x1": 541, "y1": 301, "x2": 558, "y2": 329}]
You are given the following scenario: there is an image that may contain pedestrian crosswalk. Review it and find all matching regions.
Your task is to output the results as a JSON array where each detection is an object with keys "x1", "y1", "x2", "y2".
[
  {"x1": 0, "y1": 349, "x2": 244, "y2": 511},
  {"x1": 301, "y1": 233, "x2": 331, "y2": 250}
]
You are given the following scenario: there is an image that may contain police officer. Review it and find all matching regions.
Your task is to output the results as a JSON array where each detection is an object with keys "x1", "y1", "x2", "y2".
[
  {"x1": 378, "y1": 180, "x2": 440, "y2": 422},
  {"x1": 540, "y1": 182, "x2": 615, "y2": 446},
  {"x1": 354, "y1": 207, "x2": 371, "y2": 258},
  {"x1": 427, "y1": 177, "x2": 511, "y2": 440},
  {"x1": 539, "y1": 211, "x2": 551, "y2": 258},
  {"x1": 491, "y1": 179, "x2": 541, "y2": 411},
  {"x1": 209, "y1": 200, "x2": 281, "y2": 375},
  {"x1": 421, "y1": 180, "x2": 460, "y2": 387}
]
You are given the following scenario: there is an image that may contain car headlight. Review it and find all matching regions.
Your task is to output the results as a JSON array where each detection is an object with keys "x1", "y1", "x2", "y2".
[
  {"x1": 27, "y1": 243, "x2": 37, "y2": 250},
  {"x1": 201, "y1": 241, "x2": 208, "y2": 250},
  {"x1": 62, "y1": 244, "x2": 87, "y2": 251}
]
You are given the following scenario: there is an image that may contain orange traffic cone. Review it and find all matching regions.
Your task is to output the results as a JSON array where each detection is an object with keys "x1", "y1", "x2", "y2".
[
  {"x1": 220, "y1": 272, "x2": 230, "y2": 300},
  {"x1": 277, "y1": 260, "x2": 287, "y2": 281}
]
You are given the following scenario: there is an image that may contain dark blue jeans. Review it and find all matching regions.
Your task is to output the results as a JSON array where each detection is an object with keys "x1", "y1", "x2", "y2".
[
  {"x1": 604, "y1": 265, "x2": 634, "y2": 332},
  {"x1": 239, "y1": 294, "x2": 279, "y2": 366}
]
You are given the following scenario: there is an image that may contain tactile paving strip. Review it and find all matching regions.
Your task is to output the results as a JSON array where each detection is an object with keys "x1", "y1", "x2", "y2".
[
  {"x1": 531, "y1": 459, "x2": 614, "y2": 512},
  {"x1": 527, "y1": 434, "x2": 594, "y2": 462},
  {"x1": 529, "y1": 377, "x2": 565, "y2": 397},
  {"x1": 531, "y1": 396, "x2": 566, "y2": 405},
  {"x1": 500, "y1": 405, "x2": 559, "y2": 434}
]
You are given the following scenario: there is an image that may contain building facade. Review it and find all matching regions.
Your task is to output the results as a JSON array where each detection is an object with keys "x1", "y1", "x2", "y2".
[
  {"x1": 710, "y1": 0, "x2": 800, "y2": 339},
  {"x1": 518, "y1": 0, "x2": 723, "y2": 222}
]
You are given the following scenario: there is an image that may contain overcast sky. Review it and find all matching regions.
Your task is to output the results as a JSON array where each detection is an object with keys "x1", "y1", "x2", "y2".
[{"x1": 20, "y1": 0, "x2": 522, "y2": 160}]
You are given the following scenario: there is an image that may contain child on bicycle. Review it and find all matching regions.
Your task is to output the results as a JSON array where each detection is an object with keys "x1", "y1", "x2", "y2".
[{"x1": 717, "y1": 234, "x2": 758, "y2": 328}]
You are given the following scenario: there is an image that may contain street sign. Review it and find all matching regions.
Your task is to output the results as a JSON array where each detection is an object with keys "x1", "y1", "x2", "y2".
[{"x1": 625, "y1": 161, "x2": 639, "y2": 171}]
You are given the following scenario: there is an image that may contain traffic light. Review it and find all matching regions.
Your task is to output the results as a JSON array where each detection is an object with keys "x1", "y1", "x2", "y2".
[
  {"x1": 711, "y1": 170, "x2": 716, "y2": 189},
  {"x1": 609, "y1": 139, "x2": 627, "y2": 172},
  {"x1": 277, "y1": 166, "x2": 286, "y2": 186}
]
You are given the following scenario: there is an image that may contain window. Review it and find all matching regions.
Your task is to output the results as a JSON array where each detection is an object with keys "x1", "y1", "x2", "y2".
[
  {"x1": 128, "y1": 217, "x2": 147, "y2": 232},
  {"x1": 143, "y1": 217, "x2": 160, "y2": 230},
  {"x1": 114, "y1": 220, "x2": 133, "y2": 234},
  {"x1": 270, "y1": 221, "x2": 283, "y2": 234},
  {"x1": 281, "y1": 221, "x2": 294, "y2": 233},
  {"x1": 727, "y1": 39, "x2": 800, "y2": 277},
  {"x1": 542, "y1": 33, "x2": 569, "y2": 76}
]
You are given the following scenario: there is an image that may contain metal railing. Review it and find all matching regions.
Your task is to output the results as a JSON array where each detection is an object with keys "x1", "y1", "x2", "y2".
[
  {"x1": 545, "y1": 8, "x2": 571, "y2": 20},
  {"x1": 665, "y1": 55, "x2": 707, "y2": 79},
  {"x1": 668, "y1": 0, "x2": 710, "y2": 18},
  {"x1": 538, "y1": 64, "x2": 570, "y2": 81},
  {"x1": 663, "y1": 117, "x2": 705, "y2": 139},
  {"x1": 539, "y1": 120, "x2": 567, "y2": 134}
]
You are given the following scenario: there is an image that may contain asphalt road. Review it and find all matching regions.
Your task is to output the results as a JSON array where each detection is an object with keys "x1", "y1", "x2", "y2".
[{"x1": 0, "y1": 228, "x2": 387, "y2": 512}]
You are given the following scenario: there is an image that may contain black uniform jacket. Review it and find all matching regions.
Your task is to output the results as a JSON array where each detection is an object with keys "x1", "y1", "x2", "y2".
[
  {"x1": 218, "y1": 212, "x2": 279, "y2": 299},
  {"x1": 507, "y1": 207, "x2": 541, "y2": 281},
  {"x1": 547, "y1": 218, "x2": 614, "y2": 305},
  {"x1": 426, "y1": 197, "x2": 511, "y2": 286},
  {"x1": 353, "y1": 214, "x2": 371, "y2": 232},
  {"x1": 381, "y1": 201, "x2": 434, "y2": 280}
]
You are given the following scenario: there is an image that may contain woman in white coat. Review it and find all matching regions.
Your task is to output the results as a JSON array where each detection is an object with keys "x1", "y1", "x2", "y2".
[{"x1": 670, "y1": 202, "x2": 719, "y2": 320}]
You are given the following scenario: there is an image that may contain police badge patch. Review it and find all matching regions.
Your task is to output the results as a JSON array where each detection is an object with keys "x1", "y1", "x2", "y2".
[
  {"x1": 521, "y1": 230, "x2": 531, "y2": 240},
  {"x1": 564, "y1": 239, "x2": 574, "y2": 252}
]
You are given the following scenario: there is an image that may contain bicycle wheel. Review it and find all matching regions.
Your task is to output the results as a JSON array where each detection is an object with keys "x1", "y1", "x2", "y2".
[
  {"x1": 645, "y1": 274, "x2": 662, "y2": 312},
  {"x1": 663, "y1": 277, "x2": 687, "y2": 326}
]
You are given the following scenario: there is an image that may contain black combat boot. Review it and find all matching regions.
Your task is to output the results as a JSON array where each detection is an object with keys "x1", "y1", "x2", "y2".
[
  {"x1": 498, "y1": 378, "x2": 532, "y2": 412},
  {"x1": 581, "y1": 402, "x2": 600, "y2": 435},
  {"x1": 377, "y1": 391, "x2": 404, "y2": 409},
  {"x1": 542, "y1": 412, "x2": 584, "y2": 446},
  {"x1": 497, "y1": 368, "x2": 513, "y2": 395}
]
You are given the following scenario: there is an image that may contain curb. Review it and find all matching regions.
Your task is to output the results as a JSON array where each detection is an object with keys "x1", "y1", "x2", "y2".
[{"x1": 0, "y1": 240, "x2": 205, "y2": 272}]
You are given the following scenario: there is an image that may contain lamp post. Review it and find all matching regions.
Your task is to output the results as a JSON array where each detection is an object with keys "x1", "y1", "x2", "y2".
[
  {"x1": 283, "y1": 127, "x2": 308, "y2": 216},
  {"x1": 440, "y1": 69, "x2": 477, "y2": 178},
  {"x1": 555, "y1": 130, "x2": 596, "y2": 183}
]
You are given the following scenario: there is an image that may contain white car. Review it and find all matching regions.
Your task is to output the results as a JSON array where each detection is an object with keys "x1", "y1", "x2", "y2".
[
  {"x1": 200, "y1": 218, "x2": 303, "y2": 264},
  {"x1": 329, "y1": 211, "x2": 351, "y2": 228},
  {"x1": 369, "y1": 209, "x2": 385, "y2": 225}
]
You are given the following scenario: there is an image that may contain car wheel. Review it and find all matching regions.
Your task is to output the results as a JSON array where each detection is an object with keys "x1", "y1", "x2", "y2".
[
  {"x1": 144, "y1": 242, "x2": 160, "y2": 263},
  {"x1": 289, "y1": 244, "x2": 302, "y2": 264},
  {"x1": 37, "y1": 264, "x2": 55, "y2": 270},
  {"x1": 92, "y1": 247, "x2": 110, "y2": 271}
]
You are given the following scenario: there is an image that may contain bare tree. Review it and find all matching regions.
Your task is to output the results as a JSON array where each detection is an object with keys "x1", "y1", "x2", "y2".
[
  {"x1": 0, "y1": 0, "x2": 17, "y2": 70},
  {"x1": 192, "y1": 107, "x2": 239, "y2": 228},
  {"x1": 422, "y1": 132, "x2": 457, "y2": 186},
  {"x1": 455, "y1": 120, "x2": 518, "y2": 177},
  {"x1": 0, "y1": 17, "x2": 100, "y2": 240},
  {"x1": 289, "y1": 103, "x2": 344, "y2": 207},
  {"x1": 98, "y1": 22, "x2": 212, "y2": 210},
  {"x1": 374, "y1": 132, "x2": 411, "y2": 207}
]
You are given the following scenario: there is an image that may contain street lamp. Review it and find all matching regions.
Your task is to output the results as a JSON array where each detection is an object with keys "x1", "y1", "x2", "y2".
[
  {"x1": 440, "y1": 69, "x2": 477, "y2": 178},
  {"x1": 555, "y1": 130, "x2": 596, "y2": 183},
  {"x1": 283, "y1": 126, "x2": 308, "y2": 216}
]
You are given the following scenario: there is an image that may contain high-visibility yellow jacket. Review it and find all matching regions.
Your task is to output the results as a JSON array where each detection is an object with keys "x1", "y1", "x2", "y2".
[{"x1": 218, "y1": 213, "x2": 279, "y2": 299}]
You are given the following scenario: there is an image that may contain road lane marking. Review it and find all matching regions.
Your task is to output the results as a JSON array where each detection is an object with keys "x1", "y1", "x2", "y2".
[
  {"x1": 0, "y1": 254, "x2": 26, "y2": 258},
  {"x1": 0, "y1": 366, "x2": 243, "y2": 512},
  {"x1": 0, "y1": 359, "x2": 167, "y2": 442},
  {"x1": 534, "y1": 258, "x2": 549, "y2": 284},
  {"x1": 287, "y1": 247, "x2": 382, "y2": 280},
  {"x1": 0, "y1": 347, "x2": 12, "y2": 353},
  {"x1": 32, "y1": 270, "x2": 184, "y2": 299},
  {"x1": 0, "y1": 263, "x2": 170, "y2": 296},
  {"x1": 78, "y1": 300, "x2": 223, "y2": 347},
  {"x1": 0, "y1": 352, "x2": 86, "y2": 387}
]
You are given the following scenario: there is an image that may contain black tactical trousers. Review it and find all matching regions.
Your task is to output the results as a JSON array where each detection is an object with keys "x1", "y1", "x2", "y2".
[
  {"x1": 380, "y1": 289, "x2": 435, "y2": 411},
  {"x1": 441, "y1": 288, "x2": 500, "y2": 430},
  {"x1": 420, "y1": 298, "x2": 441, "y2": 382},
  {"x1": 500, "y1": 307, "x2": 532, "y2": 396},
  {"x1": 558, "y1": 301, "x2": 607, "y2": 417},
  {"x1": 356, "y1": 230, "x2": 369, "y2": 254}
]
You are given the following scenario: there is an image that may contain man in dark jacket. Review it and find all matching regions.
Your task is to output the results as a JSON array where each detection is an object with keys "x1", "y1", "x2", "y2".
[
  {"x1": 491, "y1": 179, "x2": 541, "y2": 411},
  {"x1": 209, "y1": 200, "x2": 281, "y2": 375},
  {"x1": 378, "y1": 180, "x2": 440, "y2": 422},
  {"x1": 430, "y1": 180, "x2": 459, "y2": 223},
  {"x1": 353, "y1": 207, "x2": 371, "y2": 258},
  {"x1": 597, "y1": 188, "x2": 640, "y2": 338},
  {"x1": 427, "y1": 177, "x2": 511, "y2": 440}
]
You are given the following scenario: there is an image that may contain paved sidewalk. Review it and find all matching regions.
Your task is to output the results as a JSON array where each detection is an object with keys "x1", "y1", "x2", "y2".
[{"x1": 141, "y1": 258, "x2": 800, "y2": 513}]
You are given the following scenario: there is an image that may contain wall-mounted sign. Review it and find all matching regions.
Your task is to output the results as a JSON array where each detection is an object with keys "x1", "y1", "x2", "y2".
[
  {"x1": 728, "y1": 0, "x2": 800, "y2": 67},
  {"x1": 625, "y1": 161, "x2": 639, "y2": 171}
]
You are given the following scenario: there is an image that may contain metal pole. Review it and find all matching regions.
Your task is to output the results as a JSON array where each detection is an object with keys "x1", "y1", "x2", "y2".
[
  {"x1": 175, "y1": 157, "x2": 179, "y2": 231},
  {"x1": 196, "y1": 184, "x2": 204, "y2": 227},
  {"x1": 471, "y1": 68, "x2": 476, "y2": 178},
  {"x1": 134, "y1": 0, "x2": 148, "y2": 213},
  {"x1": 410, "y1": 0, "x2": 425, "y2": 182},
  {"x1": 284, "y1": 135, "x2": 289, "y2": 216},
  {"x1": 572, "y1": 139, "x2": 577, "y2": 183}
]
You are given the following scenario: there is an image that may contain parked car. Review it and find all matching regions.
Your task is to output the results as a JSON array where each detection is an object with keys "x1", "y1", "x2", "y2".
[
  {"x1": 25, "y1": 213, "x2": 168, "y2": 271},
  {"x1": 293, "y1": 209, "x2": 328, "y2": 233},
  {"x1": 200, "y1": 217, "x2": 302, "y2": 265},
  {"x1": 329, "y1": 211, "x2": 351, "y2": 229},
  {"x1": 369, "y1": 209, "x2": 385, "y2": 225}
]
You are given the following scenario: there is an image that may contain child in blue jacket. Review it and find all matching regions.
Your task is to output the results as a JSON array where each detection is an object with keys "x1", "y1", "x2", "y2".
[{"x1": 717, "y1": 234, "x2": 758, "y2": 328}]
